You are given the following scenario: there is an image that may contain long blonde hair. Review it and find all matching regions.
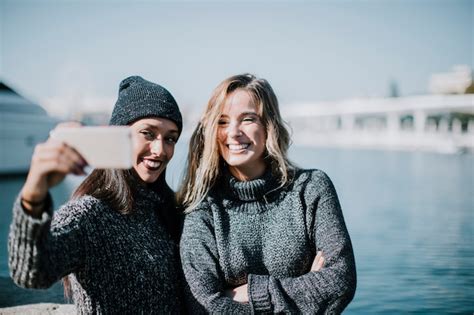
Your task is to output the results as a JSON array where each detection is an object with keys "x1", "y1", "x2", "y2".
[{"x1": 178, "y1": 73, "x2": 294, "y2": 212}]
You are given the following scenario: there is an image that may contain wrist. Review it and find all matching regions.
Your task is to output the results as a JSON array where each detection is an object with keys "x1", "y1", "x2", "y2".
[
  {"x1": 20, "y1": 193, "x2": 47, "y2": 217},
  {"x1": 22, "y1": 177, "x2": 48, "y2": 203}
]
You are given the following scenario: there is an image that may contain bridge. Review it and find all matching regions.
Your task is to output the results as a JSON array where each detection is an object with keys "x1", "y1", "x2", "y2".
[{"x1": 282, "y1": 94, "x2": 474, "y2": 154}]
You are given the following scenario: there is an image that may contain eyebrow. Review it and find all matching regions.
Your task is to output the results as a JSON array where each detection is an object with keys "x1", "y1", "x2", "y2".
[
  {"x1": 138, "y1": 123, "x2": 179, "y2": 134},
  {"x1": 220, "y1": 111, "x2": 259, "y2": 117}
]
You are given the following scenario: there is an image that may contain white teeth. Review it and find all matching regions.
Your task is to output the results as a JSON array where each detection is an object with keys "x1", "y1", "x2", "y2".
[
  {"x1": 228, "y1": 144, "x2": 250, "y2": 151},
  {"x1": 144, "y1": 160, "x2": 161, "y2": 168}
]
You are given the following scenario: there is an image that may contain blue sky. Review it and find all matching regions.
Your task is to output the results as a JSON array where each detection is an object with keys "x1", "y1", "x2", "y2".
[{"x1": 0, "y1": 0, "x2": 472, "y2": 111}]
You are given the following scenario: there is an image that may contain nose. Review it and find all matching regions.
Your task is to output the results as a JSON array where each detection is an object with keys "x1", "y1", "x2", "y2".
[
  {"x1": 150, "y1": 139, "x2": 165, "y2": 157},
  {"x1": 227, "y1": 122, "x2": 242, "y2": 138}
]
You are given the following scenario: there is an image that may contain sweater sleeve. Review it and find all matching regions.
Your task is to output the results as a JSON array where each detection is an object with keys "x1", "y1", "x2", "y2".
[
  {"x1": 180, "y1": 208, "x2": 252, "y2": 314},
  {"x1": 247, "y1": 172, "x2": 357, "y2": 314},
  {"x1": 8, "y1": 193, "x2": 87, "y2": 289}
]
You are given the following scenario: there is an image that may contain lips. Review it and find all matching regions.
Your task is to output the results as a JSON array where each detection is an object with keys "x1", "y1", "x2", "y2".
[
  {"x1": 142, "y1": 158, "x2": 162, "y2": 170},
  {"x1": 227, "y1": 143, "x2": 250, "y2": 151}
]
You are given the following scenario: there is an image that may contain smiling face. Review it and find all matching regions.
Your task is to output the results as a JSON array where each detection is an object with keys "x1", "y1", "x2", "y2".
[
  {"x1": 129, "y1": 117, "x2": 179, "y2": 184},
  {"x1": 217, "y1": 89, "x2": 267, "y2": 181}
]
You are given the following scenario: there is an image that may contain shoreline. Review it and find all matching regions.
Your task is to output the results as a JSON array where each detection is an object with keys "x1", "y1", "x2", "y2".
[{"x1": 0, "y1": 303, "x2": 75, "y2": 314}]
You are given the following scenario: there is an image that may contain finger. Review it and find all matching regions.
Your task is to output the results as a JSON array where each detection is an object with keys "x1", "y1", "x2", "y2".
[
  {"x1": 36, "y1": 141, "x2": 86, "y2": 169},
  {"x1": 26, "y1": 141, "x2": 83, "y2": 191},
  {"x1": 33, "y1": 139, "x2": 68, "y2": 159},
  {"x1": 316, "y1": 256, "x2": 325, "y2": 271},
  {"x1": 72, "y1": 147, "x2": 88, "y2": 167},
  {"x1": 312, "y1": 251, "x2": 322, "y2": 265},
  {"x1": 45, "y1": 132, "x2": 87, "y2": 166},
  {"x1": 53, "y1": 121, "x2": 82, "y2": 130},
  {"x1": 315, "y1": 251, "x2": 322, "y2": 261},
  {"x1": 36, "y1": 145, "x2": 82, "y2": 174},
  {"x1": 46, "y1": 154, "x2": 83, "y2": 175},
  {"x1": 33, "y1": 144, "x2": 63, "y2": 163},
  {"x1": 311, "y1": 251, "x2": 323, "y2": 271},
  {"x1": 29, "y1": 142, "x2": 65, "y2": 176},
  {"x1": 59, "y1": 151, "x2": 86, "y2": 175},
  {"x1": 62, "y1": 145, "x2": 88, "y2": 168}
]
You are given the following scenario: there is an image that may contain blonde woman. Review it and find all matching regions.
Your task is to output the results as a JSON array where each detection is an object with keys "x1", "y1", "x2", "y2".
[{"x1": 179, "y1": 74, "x2": 356, "y2": 314}]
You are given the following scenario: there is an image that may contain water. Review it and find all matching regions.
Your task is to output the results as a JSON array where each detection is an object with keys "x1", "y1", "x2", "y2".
[
  {"x1": 289, "y1": 147, "x2": 473, "y2": 314},
  {"x1": 0, "y1": 145, "x2": 473, "y2": 313}
]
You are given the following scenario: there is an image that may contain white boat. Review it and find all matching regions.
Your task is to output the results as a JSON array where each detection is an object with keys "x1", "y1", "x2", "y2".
[{"x1": 0, "y1": 82, "x2": 59, "y2": 174}]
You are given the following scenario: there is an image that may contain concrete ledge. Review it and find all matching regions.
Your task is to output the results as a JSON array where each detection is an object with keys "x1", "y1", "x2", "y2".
[{"x1": 0, "y1": 303, "x2": 75, "y2": 314}]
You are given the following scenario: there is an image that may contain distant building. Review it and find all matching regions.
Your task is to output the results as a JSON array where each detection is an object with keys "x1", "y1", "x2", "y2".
[
  {"x1": 282, "y1": 66, "x2": 474, "y2": 154},
  {"x1": 0, "y1": 82, "x2": 59, "y2": 173},
  {"x1": 429, "y1": 65, "x2": 473, "y2": 94},
  {"x1": 42, "y1": 95, "x2": 115, "y2": 124}
]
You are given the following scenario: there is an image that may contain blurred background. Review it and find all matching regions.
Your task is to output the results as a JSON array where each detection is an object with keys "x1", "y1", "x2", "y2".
[{"x1": 0, "y1": 0, "x2": 473, "y2": 313}]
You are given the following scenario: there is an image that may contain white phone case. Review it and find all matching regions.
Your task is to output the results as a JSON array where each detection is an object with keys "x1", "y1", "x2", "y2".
[{"x1": 50, "y1": 126, "x2": 133, "y2": 169}]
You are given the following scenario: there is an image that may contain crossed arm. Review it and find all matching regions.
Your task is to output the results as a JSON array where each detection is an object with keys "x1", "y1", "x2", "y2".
[{"x1": 225, "y1": 250, "x2": 325, "y2": 303}]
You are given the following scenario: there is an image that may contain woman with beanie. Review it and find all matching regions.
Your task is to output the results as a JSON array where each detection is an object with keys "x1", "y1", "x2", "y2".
[
  {"x1": 9, "y1": 76, "x2": 184, "y2": 313},
  {"x1": 179, "y1": 74, "x2": 356, "y2": 314}
]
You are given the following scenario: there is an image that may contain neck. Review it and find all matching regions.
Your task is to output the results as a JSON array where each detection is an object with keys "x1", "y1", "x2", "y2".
[
  {"x1": 223, "y1": 166, "x2": 279, "y2": 203},
  {"x1": 131, "y1": 168, "x2": 165, "y2": 190},
  {"x1": 228, "y1": 162, "x2": 266, "y2": 181}
]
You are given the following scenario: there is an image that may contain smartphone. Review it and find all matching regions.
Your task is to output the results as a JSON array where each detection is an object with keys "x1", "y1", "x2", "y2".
[{"x1": 50, "y1": 126, "x2": 133, "y2": 169}]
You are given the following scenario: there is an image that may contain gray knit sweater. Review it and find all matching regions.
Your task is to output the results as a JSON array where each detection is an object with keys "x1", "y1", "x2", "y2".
[
  {"x1": 8, "y1": 182, "x2": 183, "y2": 314},
  {"x1": 180, "y1": 168, "x2": 356, "y2": 314}
]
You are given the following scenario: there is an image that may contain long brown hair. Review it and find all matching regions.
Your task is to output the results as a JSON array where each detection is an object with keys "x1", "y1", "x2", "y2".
[
  {"x1": 62, "y1": 169, "x2": 179, "y2": 299},
  {"x1": 62, "y1": 168, "x2": 136, "y2": 298},
  {"x1": 178, "y1": 73, "x2": 294, "y2": 212},
  {"x1": 73, "y1": 169, "x2": 137, "y2": 213}
]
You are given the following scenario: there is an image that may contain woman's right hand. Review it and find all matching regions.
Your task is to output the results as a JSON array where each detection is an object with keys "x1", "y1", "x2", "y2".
[
  {"x1": 21, "y1": 122, "x2": 87, "y2": 216},
  {"x1": 311, "y1": 251, "x2": 325, "y2": 272}
]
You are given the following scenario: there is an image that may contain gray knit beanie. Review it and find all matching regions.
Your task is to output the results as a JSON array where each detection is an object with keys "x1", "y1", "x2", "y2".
[{"x1": 109, "y1": 76, "x2": 182, "y2": 134}]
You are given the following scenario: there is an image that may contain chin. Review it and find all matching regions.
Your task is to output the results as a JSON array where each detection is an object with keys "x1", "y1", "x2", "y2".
[
  {"x1": 135, "y1": 167, "x2": 163, "y2": 184},
  {"x1": 141, "y1": 177, "x2": 155, "y2": 184},
  {"x1": 225, "y1": 156, "x2": 252, "y2": 167},
  {"x1": 141, "y1": 175, "x2": 162, "y2": 184}
]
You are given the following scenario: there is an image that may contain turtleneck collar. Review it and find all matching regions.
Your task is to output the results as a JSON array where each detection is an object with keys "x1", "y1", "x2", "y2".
[
  {"x1": 223, "y1": 167, "x2": 280, "y2": 202},
  {"x1": 131, "y1": 172, "x2": 169, "y2": 208}
]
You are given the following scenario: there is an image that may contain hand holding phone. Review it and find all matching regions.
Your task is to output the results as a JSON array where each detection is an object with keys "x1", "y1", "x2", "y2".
[{"x1": 50, "y1": 126, "x2": 133, "y2": 169}]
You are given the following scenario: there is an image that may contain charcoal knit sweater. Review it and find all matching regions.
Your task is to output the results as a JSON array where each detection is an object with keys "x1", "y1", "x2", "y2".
[
  {"x1": 8, "y1": 180, "x2": 183, "y2": 314},
  {"x1": 180, "y1": 168, "x2": 356, "y2": 314}
]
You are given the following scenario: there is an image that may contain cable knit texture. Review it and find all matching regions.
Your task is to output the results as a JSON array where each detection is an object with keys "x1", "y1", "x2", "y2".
[
  {"x1": 8, "y1": 181, "x2": 183, "y2": 314},
  {"x1": 180, "y1": 168, "x2": 356, "y2": 314}
]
